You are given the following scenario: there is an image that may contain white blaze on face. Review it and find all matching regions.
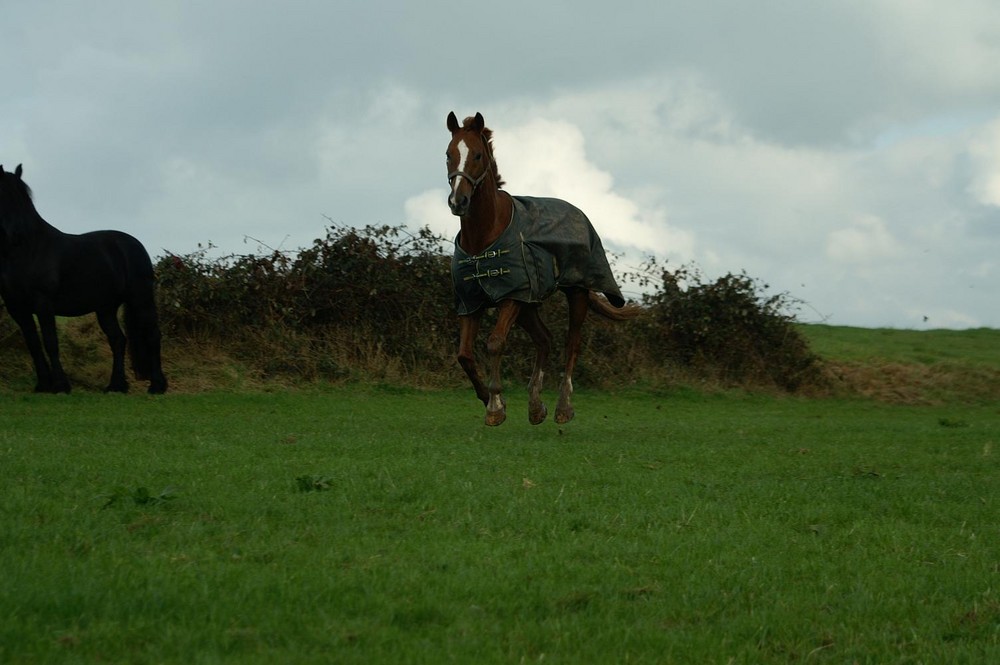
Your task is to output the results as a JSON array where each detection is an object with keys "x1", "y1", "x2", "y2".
[{"x1": 449, "y1": 138, "x2": 471, "y2": 204}]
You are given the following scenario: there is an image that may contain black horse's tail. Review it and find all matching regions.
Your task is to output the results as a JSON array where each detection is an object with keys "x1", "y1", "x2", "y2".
[{"x1": 124, "y1": 276, "x2": 168, "y2": 394}]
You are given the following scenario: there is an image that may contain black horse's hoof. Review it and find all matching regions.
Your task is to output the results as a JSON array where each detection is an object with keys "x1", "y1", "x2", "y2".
[
  {"x1": 147, "y1": 379, "x2": 168, "y2": 395},
  {"x1": 103, "y1": 383, "x2": 129, "y2": 394},
  {"x1": 35, "y1": 378, "x2": 70, "y2": 393}
]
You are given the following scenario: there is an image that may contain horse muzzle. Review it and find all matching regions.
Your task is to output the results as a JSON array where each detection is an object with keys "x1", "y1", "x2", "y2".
[
  {"x1": 448, "y1": 191, "x2": 470, "y2": 216},
  {"x1": 448, "y1": 169, "x2": 486, "y2": 217}
]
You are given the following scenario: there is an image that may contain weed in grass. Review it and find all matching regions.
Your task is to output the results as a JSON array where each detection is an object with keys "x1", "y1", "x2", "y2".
[
  {"x1": 295, "y1": 475, "x2": 333, "y2": 492},
  {"x1": 100, "y1": 485, "x2": 177, "y2": 509}
]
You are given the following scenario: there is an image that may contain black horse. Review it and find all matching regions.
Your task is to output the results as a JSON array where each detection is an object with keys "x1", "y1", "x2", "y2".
[{"x1": 0, "y1": 164, "x2": 167, "y2": 394}]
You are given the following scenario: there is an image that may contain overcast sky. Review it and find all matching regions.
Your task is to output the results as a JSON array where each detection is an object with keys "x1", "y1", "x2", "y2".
[{"x1": 3, "y1": 1, "x2": 999, "y2": 329}]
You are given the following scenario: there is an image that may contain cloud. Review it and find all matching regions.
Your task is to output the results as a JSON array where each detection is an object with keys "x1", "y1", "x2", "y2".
[
  {"x1": 968, "y1": 117, "x2": 1000, "y2": 207},
  {"x1": 826, "y1": 215, "x2": 899, "y2": 264},
  {"x1": 6, "y1": 1, "x2": 1000, "y2": 329},
  {"x1": 495, "y1": 118, "x2": 692, "y2": 257},
  {"x1": 420, "y1": 67, "x2": 1000, "y2": 327},
  {"x1": 405, "y1": 116, "x2": 694, "y2": 261},
  {"x1": 404, "y1": 189, "x2": 452, "y2": 240}
]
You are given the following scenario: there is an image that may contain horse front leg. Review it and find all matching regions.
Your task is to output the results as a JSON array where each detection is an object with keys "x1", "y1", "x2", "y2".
[
  {"x1": 483, "y1": 301, "x2": 521, "y2": 426},
  {"x1": 8, "y1": 310, "x2": 54, "y2": 392},
  {"x1": 457, "y1": 312, "x2": 489, "y2": 406},
  {"x1": 556, "y1": 289, "x2": 590, "y2": 424},
  {"x1": 517, "y1": 306, "x2": 552, "y2": 425},
  {"x1": 35, "y1": 310, "x2": 71, "y2": 393}
]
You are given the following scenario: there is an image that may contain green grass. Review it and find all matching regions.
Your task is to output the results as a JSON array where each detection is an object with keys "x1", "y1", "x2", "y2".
[
  {"x1": 800, "y1": 324, "x2": 1000, "y2": 368},
  {"x1": 2, "y1": 386, "x2": 999, "y2": 663}
]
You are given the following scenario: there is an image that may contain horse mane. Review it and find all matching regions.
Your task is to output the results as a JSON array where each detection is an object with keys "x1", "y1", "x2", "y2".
[
  {"x1": 461, "y1": 116, "x2": 505, "y2": 188},
  {"x1": 0, "y1": 167, "x2": 42, "y2": 248}
]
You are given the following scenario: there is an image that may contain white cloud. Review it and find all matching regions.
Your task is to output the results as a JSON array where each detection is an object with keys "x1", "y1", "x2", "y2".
[
  {"x1": 404, "y1": 188, "x2": 452, "y2": 240},
  {"x1": 868, "y1": 0, "x2": 1000, "y2": 98},
  {"x1": 968, "y1": 117, "x2": 1000, "y2": 207},
  {"x1": 405, "y1": 116, "x2": 694, "y2": 261},
  {"x1": 826, "y1": 215, "x2": 900, "y2": 264},
  {"x1": 495, "y1": 118, "x2": 692, "y2": 257},
  {"x1": 428, "y1": 70, "x2": 1000, "y2": 327}
]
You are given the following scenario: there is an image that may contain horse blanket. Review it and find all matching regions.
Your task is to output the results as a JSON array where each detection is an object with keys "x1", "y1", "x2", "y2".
[{"x1": 452, "y1": 195, "x2": 625, "y2": 315}]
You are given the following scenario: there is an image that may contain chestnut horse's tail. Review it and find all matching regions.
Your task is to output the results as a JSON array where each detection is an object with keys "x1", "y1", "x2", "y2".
[{"x1": 588, "y1": 291, "x2": 642, "y2": 321}]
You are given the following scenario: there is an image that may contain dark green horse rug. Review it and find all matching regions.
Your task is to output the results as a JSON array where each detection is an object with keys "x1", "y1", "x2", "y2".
[{"x1": 451, "y1": 196, "x2": 625, "y2": 315}]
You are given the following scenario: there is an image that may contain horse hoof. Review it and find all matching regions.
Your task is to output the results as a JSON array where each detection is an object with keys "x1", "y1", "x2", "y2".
[
  {"x1": 555, "y1": 407, "x2": 575, "y2": 424},
  {"x1": 529, "y1": 403, "x2": 548, "y2": 425},
  {"x1": 485, "y1": 409, "x2": 507, "y2": 427}
]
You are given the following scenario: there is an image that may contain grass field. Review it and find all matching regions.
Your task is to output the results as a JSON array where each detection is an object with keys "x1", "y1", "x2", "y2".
[{"x1": 2, "y1": 382, "x2": 999, "y2": 663}]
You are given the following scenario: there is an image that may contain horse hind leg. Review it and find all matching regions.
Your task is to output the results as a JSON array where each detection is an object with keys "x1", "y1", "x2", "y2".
[
  {"x1": 145, "y1": 334, "x2": 168, "y2": 395},
  {"x1": 556, "y1": 289, "x2": 590, "y2": 424},
  {"x1": 517, "y1": 306, "x2": 552, "y2": 425},
  {"x1": 97, "y1": 309, "x2": 129, "y2": 393}
]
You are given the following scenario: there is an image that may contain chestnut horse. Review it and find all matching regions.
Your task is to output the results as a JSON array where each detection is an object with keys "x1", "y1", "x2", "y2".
[{"x1": 446, "y1": 111, "x2": 639, "y2": 426}]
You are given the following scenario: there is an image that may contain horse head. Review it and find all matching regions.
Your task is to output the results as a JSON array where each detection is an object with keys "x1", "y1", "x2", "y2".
[
  {"x1": 0, "y1": 163, "x2": 36, "y2": 248},
  {"x1": 0, "y1": 163, "x2": 31, "y2": 205},
  {"x1": 446, "y1": 111, "x2": 502, "y2": 216},
  {"x1": 0, "y1": 164, "x2": 24, "y2": 178}
]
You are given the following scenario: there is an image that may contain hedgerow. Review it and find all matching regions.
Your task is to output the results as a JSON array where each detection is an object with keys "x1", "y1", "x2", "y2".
[
  {"x1": 152, "y1": 223, "x2": 821, "y2": 391},
  {"x1": 629, "y1": 259, "x2": 821, "y2": 390}
]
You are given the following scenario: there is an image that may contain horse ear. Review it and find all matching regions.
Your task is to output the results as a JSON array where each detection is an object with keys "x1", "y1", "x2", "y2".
[
  {"x1": 447, "y1": 111, "x2": 459, "y2": 133},
  {"x1": 472, "y1": 112, "x2": 485, "y2": 132},
  {"x1": 14, "y1": 164, "x2": 22, "y2": 178}
]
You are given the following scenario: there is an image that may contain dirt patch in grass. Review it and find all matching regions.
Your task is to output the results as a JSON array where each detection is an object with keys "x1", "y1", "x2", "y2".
[{"x1": 822, "y1": 359, "x2": 1000, "y2": 405}]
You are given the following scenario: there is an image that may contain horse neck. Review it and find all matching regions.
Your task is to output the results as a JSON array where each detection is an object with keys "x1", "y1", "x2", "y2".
[
  {"x1": 0, "y1": 204, "x2": 61, "y2": 254},
  {"x1": 458, "y1": 180, "x2": 512, "y2": 255}
]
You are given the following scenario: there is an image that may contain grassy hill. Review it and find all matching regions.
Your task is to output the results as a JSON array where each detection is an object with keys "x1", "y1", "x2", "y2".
[
  {"x1": 799, "y1": 325, "x2": 1000, "y2": 404},
  {"x1": 800, "y1": 325, "x2": 1000, "y2": 366}
]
